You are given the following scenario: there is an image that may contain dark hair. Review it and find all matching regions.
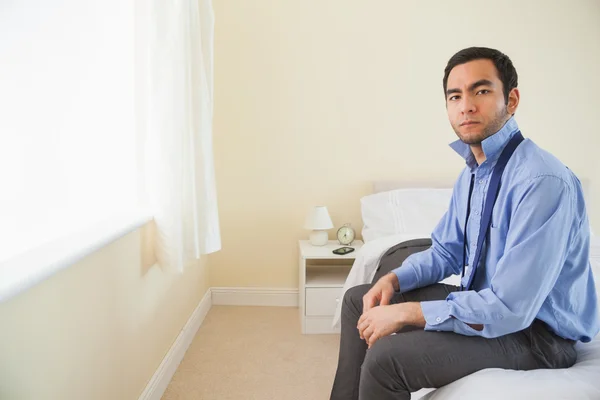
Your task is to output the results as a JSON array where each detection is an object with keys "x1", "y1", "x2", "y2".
[{"x1": 443, "y1": 47, "x2": 518, "y2": 104}]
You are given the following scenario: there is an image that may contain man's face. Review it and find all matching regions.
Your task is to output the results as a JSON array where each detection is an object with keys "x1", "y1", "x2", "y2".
[{"x1": 445, "y1": 59, "x2": 513, "y2": 145}]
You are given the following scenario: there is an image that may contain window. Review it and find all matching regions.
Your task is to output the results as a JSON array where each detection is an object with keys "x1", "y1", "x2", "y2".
[{"x1": 0, "y1": 0, "x2": 138, "y2": 264}]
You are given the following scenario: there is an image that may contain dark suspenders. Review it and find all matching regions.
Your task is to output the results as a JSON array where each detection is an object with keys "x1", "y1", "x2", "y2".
[{"x1": 461, "y1": 131, "x2": 524, "y2": 291}]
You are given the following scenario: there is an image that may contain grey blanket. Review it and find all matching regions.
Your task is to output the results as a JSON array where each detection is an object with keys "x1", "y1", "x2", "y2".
[{"x1": 371, "y1": 238, "x2": 432, "y2": 284}]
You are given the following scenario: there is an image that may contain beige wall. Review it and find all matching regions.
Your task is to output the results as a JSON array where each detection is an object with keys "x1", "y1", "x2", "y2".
[
  {"x1": 0, "y1": 224, "x2": 210, "y2": 400},
  {"x1": 210, "y1": 0, "x2": 600, "y2": 288}
]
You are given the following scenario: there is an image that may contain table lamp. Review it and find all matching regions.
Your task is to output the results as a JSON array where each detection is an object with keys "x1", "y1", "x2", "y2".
[{"x1": 304, "y1": 206, "x2": 333, "y2": 246}]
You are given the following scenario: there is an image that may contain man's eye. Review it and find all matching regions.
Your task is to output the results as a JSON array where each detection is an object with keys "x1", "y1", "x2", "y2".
[
  {"x1": 476, "y1": 89, "x2": 490, "y2": 95},
  {"x1": 449, "y1": 95, "x2": 460, "y2": 101}
]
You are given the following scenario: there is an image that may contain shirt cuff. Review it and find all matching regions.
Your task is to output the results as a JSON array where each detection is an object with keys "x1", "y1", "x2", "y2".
[
  {"x1": 393, "y1": 262, "x2": 419, "y2": 293},
  {"x1": 421, "y1": 300, "x2": 454, "y2": 332}
]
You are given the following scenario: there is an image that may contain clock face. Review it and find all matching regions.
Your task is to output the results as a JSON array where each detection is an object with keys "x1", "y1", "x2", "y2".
[{"x1": 337, "y1": 225, "x2": 355, "y2": 245}]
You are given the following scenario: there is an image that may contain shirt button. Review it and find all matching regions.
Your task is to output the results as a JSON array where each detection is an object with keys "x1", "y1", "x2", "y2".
[
  {"x1": 479, "y1": 179, "x2": 485, "y2": 184},
  {"x1": 474, "y1": 210, "x2": 480, "y2": 215},
  {"x1": 436, "y1": 317, "x2": 442, "y2": 322}
]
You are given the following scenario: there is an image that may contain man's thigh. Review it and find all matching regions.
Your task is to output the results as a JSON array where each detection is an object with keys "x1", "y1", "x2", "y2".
[
  {"x1": 390, "y1": 283, "x2": 458, "y2": 304},
  {"x1": 346, "y1": 283, "x2": 457, "y2": 311},
  {"x1": 362, "y1": 326, "x2": 539, "y2": 393}
]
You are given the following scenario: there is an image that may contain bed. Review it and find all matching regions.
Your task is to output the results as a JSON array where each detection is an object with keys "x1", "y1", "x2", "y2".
[{"x1": 335, "y1": 179, "x2": 600, "y2": 399}]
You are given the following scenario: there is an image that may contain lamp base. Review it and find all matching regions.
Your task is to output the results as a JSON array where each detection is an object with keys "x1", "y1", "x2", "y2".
[{"x1": 309, "y1": 230, "x2": 328, "y2": 246}]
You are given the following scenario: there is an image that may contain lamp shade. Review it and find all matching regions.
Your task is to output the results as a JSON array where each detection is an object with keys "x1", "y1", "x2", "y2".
[{"x1": 304, "y1": 206, "x2": 334, "y2": 230}]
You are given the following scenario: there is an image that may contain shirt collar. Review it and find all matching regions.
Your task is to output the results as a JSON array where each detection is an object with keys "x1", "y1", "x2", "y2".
[{"x1": 449, "y1": 116, "x2": 520, "y2": 170}]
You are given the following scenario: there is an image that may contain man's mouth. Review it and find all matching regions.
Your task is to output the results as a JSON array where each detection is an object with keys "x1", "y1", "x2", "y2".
[{"x1": 460, "y1": 121, "x2": 479, "y2": 126}]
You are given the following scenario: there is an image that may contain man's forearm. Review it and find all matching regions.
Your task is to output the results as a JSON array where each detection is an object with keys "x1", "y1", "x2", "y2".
[
  {"x1": 398, "y1": 302, "x2": 426, "y2": 328},
  {"x1": 408, "y1": 302, "x2": 483, "y2": 330}
]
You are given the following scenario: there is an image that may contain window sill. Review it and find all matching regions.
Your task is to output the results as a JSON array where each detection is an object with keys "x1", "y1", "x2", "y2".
[{"x1": 0, "y1": 211, "x2": 153, "y2": 303}]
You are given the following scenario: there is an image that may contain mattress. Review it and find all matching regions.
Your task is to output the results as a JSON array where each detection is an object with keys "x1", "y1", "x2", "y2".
[{"x1": 416, "y1": 338, "x2": 600, "y2": 399}]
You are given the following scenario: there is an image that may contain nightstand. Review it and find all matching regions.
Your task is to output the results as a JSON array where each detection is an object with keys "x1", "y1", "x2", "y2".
[{"x1": 298, "y1": 239, "x2": 364, "y2": 334}]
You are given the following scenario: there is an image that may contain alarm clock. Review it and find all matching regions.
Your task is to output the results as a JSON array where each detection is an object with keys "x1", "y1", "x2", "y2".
[{"x1": 336, "y1": 223, "x2": 355, "y2": 245}]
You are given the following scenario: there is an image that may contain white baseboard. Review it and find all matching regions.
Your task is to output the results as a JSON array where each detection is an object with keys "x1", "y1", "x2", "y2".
[
  {"x1": 139, "y1": 286, "x2": 298, "y2": 400},
  {"x1": 138, "y1": 288, "x2": 212, "y2": 400},
  {"x1": 211, "y1": 287, "x2": 299, "y2": 307}
]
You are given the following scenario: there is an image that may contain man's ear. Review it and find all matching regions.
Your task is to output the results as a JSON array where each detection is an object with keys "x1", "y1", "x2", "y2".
[{"x1": 507, "y1": 88, "x2": 520, "y2": 115}]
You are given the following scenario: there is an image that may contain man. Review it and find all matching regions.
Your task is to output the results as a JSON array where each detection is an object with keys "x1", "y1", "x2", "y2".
[{"x1": 330, "y1": 47, "x2": 599, "y2": 400}]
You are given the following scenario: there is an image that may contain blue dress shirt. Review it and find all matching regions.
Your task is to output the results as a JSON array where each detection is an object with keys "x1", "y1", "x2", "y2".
[{"x1": 393, "y1": 117, "x2": 600, "y2": 342}]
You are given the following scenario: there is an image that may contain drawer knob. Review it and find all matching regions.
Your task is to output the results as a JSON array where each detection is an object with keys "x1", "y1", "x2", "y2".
[{"x1": 335, "y1": 297, "x2": 340, "y2": 303}]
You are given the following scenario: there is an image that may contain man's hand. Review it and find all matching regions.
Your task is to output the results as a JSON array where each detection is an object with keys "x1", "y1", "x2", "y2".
[
  {"x1": 357, "y1": 302, "x2": 426, "y2": 348},
  {"x1": 362, "y1": 272, "x2": 399, "y2": 314}
]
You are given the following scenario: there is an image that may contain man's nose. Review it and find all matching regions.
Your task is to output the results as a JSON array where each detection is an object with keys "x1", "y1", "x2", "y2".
[{"x1": 461, "y1": 95, "x2": 476, "y2": 114}]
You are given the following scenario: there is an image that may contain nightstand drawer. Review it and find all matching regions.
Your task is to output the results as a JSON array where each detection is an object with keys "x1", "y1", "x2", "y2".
[{"x1": 305, "y1": 287, "x2": 342, "y2": 316}]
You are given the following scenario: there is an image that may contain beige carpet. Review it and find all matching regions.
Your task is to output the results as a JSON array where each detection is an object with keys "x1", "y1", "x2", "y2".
[{"x1": 162, "y1": 306, "x2": 340, "y2": 400}]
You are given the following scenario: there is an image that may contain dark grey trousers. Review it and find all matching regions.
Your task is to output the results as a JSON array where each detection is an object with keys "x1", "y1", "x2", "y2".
[{"x1": 330, "y1": 283, "x2": 577, "y2": 400}]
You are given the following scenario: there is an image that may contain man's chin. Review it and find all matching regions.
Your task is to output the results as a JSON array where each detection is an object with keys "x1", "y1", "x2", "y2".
[
  {"x1": 460, "y1": 136, "x2": 483, "y2": 145},
  {"x1": 457, "y1": 131, "x2": 484, "y2": 145}
]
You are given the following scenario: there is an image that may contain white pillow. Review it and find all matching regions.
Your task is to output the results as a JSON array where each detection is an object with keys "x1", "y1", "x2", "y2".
[{"x1": 360, "y1": 188, "x2": 453, "y2": 242}]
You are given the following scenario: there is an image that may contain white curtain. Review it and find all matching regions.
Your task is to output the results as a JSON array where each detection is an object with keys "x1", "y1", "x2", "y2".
[{"x1": 140, "y1": 0, "x2": 221, "y2": 271}]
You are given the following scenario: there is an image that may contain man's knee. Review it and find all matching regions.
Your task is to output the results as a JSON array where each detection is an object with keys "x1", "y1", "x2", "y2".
[
  {"x1": 362, "y1": 338, "x2": 396, "y2": 375},
  {"x1": 343, "y1": 284, "x2": 371, "y2": 310},
  {"x1": 340, "y1": 284, "x2": 371, "y2": 321}
]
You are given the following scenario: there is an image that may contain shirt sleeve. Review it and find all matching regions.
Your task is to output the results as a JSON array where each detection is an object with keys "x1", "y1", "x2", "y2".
[
  {"x1": 421, "y1": 175, "x2": 576, "y2": 338},
  {"x1": 392, "y1": 173, "x2": 467, "y2": 293}
]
